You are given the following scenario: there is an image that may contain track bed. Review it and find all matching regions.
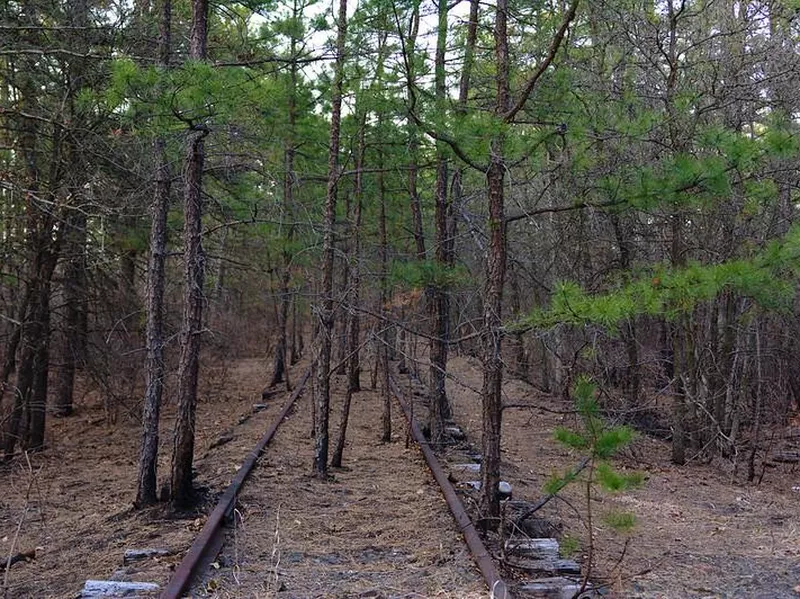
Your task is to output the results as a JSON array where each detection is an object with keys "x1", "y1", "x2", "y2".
[{"x1": 202, "y1": 376, "x2": 485, "y2": 598}]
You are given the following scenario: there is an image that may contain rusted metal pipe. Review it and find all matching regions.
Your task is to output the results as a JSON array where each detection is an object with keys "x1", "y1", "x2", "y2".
[
  {"x1": 389, "y1": 375, "x2": 512, "y2": 599},
  {"x1": 160, "y1": 368, "x2": 311, "y2": 599}
]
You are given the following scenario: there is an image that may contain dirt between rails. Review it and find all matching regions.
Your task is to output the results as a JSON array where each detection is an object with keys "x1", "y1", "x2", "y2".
[
  {"x1": 1, "y1": 352, "x2": 798, "y2": 599},
  {"x1": 201, "y1": 376, "x2": 485, "y2": 599}
]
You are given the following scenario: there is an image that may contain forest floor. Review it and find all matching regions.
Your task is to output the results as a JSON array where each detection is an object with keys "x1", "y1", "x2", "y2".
[
  {"x1": 444, "y1": 355, "x2": 800, "y2": 599},
  {"x1": 0, "y1": 352, "x2": 799, "y2": 598}
]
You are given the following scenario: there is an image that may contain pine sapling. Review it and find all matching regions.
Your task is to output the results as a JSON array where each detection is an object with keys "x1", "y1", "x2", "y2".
[{"x1": 544, "y1": 375, "x2": 644, "y2": 592}]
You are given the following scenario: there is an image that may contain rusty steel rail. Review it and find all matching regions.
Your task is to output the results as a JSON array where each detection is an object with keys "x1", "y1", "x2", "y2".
[
  {"x1": 389, "y1": 375, "x2": 512, "y2": 599},
  {"x1": 160, "y1": 368, "x2": 311, "y2": 599}
]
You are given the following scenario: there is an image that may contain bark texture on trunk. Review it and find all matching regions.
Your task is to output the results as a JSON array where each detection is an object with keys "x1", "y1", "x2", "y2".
[
  {"x1": 53, "y1": 212, "x2": 87, "y2": 417},
  {"x1": 428, "y1": 0, "x2": 452, "y2": 444},
  {"x1": 405, "y1": 1, "x2": 425, "y2": 262},
  {"x1": 270, "y1": 44, "x2": 297, "y2": 391},
  {"x1": 25, "y1": 276, "x2": 52, "y2": 451},
  {"x1": 331, "y1": 116, "x2": 366, "y2": 468},
  {"x1": 135, "y1": 0, "x2": 171, "y2": 508},
  {"x1": 314, "y1": 0, "x2": 347, "y2": 477},
  {"x1": 481, "y1": 0, "x2": 510, "y2": 522},
  {"x1": 378, "y1": 127, "x2": 391, "y2": 443},
  {"x1": 171, "y1": 126, "x2": 208, "y2": 506},
  {"x1": 3, "y1": 41, "x2": 63, "y2": 455},
  {"x1": 170, "y1": 0, "x2": 208, "y2": 507}
]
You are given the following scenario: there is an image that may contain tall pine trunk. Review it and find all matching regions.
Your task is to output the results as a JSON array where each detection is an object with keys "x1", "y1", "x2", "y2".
[
  {"x1": 170, "y1": 0, "x2": 208, "y2": 507},
  {"x1": 314, "y1": 0, "x2": 347, "y2": 478},
  {"x1": 377, "y1": 119, "x2": 391, "y2": 443},
  {"x1": 428, "y1": 0, "x2": 452, "y2": 444},
  {"x1": 270, "y1": 15, "x2": 299, "y2": 391},
  {"x1": 53, "y1": 0, "x2": 90, "y2": 418},
  {"x1": 331, "y1": 115, "x2": 366, "y2": 468},
  {"x1": 136, "y1": 0, "x2": 171, "y2": 508},
  {"x1": 480, "y1": 0, "x2": 510, "y2": 522}
]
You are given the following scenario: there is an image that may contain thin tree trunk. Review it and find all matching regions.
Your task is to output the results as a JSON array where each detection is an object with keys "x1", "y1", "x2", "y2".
[
  {"x1": 334, "y1": 191, "x2": 352, "y2": 376},
  {"x1": 405, "y1": 0, "x2": 425, "y2": 262},
  {"x1": 748, "y1": 322, "x2": 763, "y2": 482},
  {"x1": 428, "y1": 0, "x2": 451, "y2": 444},
  {"x1": 508, "y1": 264, "x2": 528, "y2": 380},
  {"x1": 270, "y1": 21, "x2": 299, "y2": 391},
  {"x1": 53, "y1": 212, "x2": 87, "y2": 417},
  {"x1": 0, "y1": 292, "x2": 29, "y2": 407},
  {"x1": 478, "y1": 0, "x2": 579, "y2": 522},
  {"x1": 330, "y1": 114, "x2": 366, "y2": 468},
  {"x1": 3, "y1": 7, "x2": 44, "y2": 457},
  {"x1": 135, "y1": 0, "x2": 171, "y2": 508},
  {"x1": 170, "y1": 0, "x2": 208, "y2": 507},
  {"x1": 378, "y1": 122, "x2": 391, "y2": 443},
  {"x1": 7, "y1": 230, "x2": 60, "y2": 456},
  {"x1": 25, "y1": 275, "x2": 52, "y2": 451},
  {"x1": 290, "y1": 291, "x2": 301, "y2": 365},
  {"x1": 314, "y1": 0, "x2": 347, "y2": 478},
  {"x1": 5, "y1": 309, "x2": 36, "y2": 457},
  {"x1": 347, "y1": 124, "x2": 364, "y2": 395},
  {"x1": 10, "y1": 78, "x2": 63, "y2": 454},
  {"x1": 52, "y1": 0, "x2": 90, "y2": 419},
  {"x1": 665, "y1": 0, "x2": 688, "y2": 465},
  {"x1": 611, "y1": 215, "x2": 639, "y2": 413},
  {"x1": 480, "y1": 0, "x2": 511, "y2": 523}
]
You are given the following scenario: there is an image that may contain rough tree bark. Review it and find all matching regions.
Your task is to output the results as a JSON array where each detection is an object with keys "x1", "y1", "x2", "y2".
[
  {"x1": 4, "y1": 17, "x2": 65, "y2": 453},
  {"x1": 314, "y1": 0, "x2": 347, "y2": 478},
  {"x1": 480, "y1": 0, "x2": 580, "y2": 521},
  {"x1": 331, "y1": 114, "x2": 366, "y2": 468},
  {"x1": 480, "y1": 0, "x2": 511, "y2": 523},
  {"x1": 135, "y1": 0, "x2": 171, "y2": 508},
  {"x1": 270, "y1": 5, "x2": 300, "y2": 391},
  {"x1": 428, "y1": 0, "x2": 452, "y2": 444},
  {"x1": 170, "y1": 0, "x2": 208, "y2": 507},
  {"x1": 378, "y1": 118, "x2": 391, "y2": 443},
  {"x1": 405, "y1": 0, "x2": 425, "y2": 262},
  {"x1": 52, "y1": 0, "x2": 90, "y2": 418}
]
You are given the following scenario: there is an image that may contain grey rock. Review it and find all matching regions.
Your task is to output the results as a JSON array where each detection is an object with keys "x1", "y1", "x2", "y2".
[
  {"x1": 506, "y1": 537, "x2": 560, "y2": 558},
  {"x1": 521, "y1": 558, "x2": 581, "y2": 575},
  {"x1": 518, "y1": 577, "x2": 584, "y2": 599},
  {"x1": 452, "y1": 463, "x2": 481, "y2": 473},
  {"x1": 81, "y1": 580, "x2": 160, "y2": 598},
  {"x1": 445, "y1": 426, "x2": 466, "y2": 440},
  {"x1": 499, "y1": 480, "x2": 512, "y2": 499},
  {"x1": 460, "y1": 480, "x2": 512, "y2": 499}
]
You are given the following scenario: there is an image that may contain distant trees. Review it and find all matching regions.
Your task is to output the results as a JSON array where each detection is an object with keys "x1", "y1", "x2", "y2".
[{"x1": 0, "y1": 0, "x2": 110, "y2": 456}]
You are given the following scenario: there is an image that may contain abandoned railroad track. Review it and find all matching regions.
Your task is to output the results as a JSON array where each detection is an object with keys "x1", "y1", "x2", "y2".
[
  {"x1": 120, "y1": 363, "x2": 592, "y2": 599},
  {"x1": 4, "y1": 356, "x2": 797, "y2": 599}
]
